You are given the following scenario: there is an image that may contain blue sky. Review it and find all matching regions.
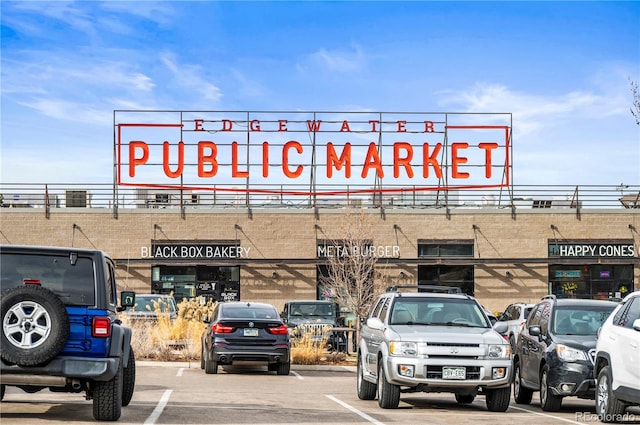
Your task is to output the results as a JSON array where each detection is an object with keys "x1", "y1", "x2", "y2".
[{"x1": 1, "y1": 0, "x2": 639, "y2": 190}]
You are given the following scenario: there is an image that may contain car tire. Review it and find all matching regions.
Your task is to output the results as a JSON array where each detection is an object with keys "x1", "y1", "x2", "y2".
[
  {"x1": 1, "y1": 384, "x2": 5, "y2": 401},
  {"x1": 1, "y1": 285, "x2": 69, "y2": 366},
  {"x1": 486, "y1": 386, "x2": 511, "y2": 412},
  {"x1": 276, "y1": 361, "x2": 290, "y2": 376},
  {"x1": 455, "y1": 394, "x2": 476, "y2": 404},
  {"x1": 204, "y1": 355, "x2": 218, "y2": 374},
  {"x1": 200, "y1": 345, "x2": 205, "y2": 370},
  {"x1": 357, "y1": 354, "x2": 376, "y2": 400},
  {"x1": 122, "y1": 347, "x2": 136, "y2": 407},
  {"x1": 596, "y1": 366, "x2": 626, "y2": 422},
  {"x1": 377, "y1": 361, "x2": 400, "y2": 409},
  {"x1": 93, "y1": 360, "x2": 123, "y2": 421},
  {"x1": 513, "y1": 360, "x2": 533, "y2": 404},
  {"x1": 540, "y1": 365, "x2": 562, "y2": 412}
]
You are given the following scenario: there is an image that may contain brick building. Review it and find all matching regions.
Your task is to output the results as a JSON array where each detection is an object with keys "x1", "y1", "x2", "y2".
[{"x1": 1, "y1": 195, "x2": 638, "y2": 314}]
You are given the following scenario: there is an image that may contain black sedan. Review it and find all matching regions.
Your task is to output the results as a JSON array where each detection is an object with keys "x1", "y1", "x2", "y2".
[{"x1": 201, "y1": 301, "x2": 290, "y2": 375}]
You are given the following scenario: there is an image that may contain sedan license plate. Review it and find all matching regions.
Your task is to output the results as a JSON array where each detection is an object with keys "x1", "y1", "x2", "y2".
[
  {"x1": 442, "y1": 367, "x2": 466, "y2": 380},
  {"x1": 244, "y1": 328, "x2": 259, "y2": 337}
]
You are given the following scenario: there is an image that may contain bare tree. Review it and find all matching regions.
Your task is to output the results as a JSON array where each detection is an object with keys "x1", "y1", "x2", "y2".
[
  {"x1": 318, "y1": 208, "x2": 388, "y2": 341},
  {"x1": 631, "y1": 78, "x2": 640, "y2": 126}
]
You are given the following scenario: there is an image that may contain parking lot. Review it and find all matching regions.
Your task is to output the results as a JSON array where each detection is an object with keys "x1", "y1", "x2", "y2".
[{"x1": 3, "y1": 361, "x2": 638, "y2": 425}]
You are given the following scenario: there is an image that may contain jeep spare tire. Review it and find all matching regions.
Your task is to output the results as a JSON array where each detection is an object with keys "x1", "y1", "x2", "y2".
[{"x1": 1, "y1": 285, "x2": 69, "y2": 366}]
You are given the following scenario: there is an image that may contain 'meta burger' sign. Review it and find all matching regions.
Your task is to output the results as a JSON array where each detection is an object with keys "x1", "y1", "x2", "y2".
[{"x1": 115, "y1": 111, "x2": 511, "y2": 196}]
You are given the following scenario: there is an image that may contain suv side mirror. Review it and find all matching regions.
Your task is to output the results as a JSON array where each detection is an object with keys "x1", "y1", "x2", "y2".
[
  {"x1": 493, "y1": 322, "x2": 508, "y2": 334},
  {"x1": 118, "y1": 291, "x2": 135, "y2": 311},
  {"x1": 528, "y1": 325, "x2": 541, "y2": 337},
  {"x1": 366, "y1": 317, "x2": 384, "y2": 331}
]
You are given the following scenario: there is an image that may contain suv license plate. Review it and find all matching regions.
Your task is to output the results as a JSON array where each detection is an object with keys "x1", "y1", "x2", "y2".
[
  {"x1": 244, "y1": 328, "x2": 259, "y2": 337},
  {"x1": 442, "y1": 367, "x2": 466, "y2": 380}
]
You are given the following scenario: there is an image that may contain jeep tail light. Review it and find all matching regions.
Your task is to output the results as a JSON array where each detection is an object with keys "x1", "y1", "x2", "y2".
[
  {"x1": 212, "y1": 323, "x2": 234, "y2": 334},
  {"x1": 23, "y1": 279, "x2": 41, "y2": 285},
  {"x1": 92, "y1": 317, "x2": 111, "y2": 337},
  {"x1": 267, "y1": 324, "x2": 289, "y2": 335}
]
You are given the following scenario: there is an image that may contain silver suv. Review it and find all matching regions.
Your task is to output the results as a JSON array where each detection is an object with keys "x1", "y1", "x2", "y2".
[
  {"x1": 357, "y1": 286, "x2": 512, "y2": 411},
  {"x1": 594, "y1": 290, "x2": 640, "y2": 422}
]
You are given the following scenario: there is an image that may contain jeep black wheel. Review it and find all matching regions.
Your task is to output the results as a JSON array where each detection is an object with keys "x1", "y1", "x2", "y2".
[
  {"x1": 1, "y1": 285, "x2": 69, "y2": 366},
  {"x1": 596, "y1": 366, "x2": 626, "y2": 422},
  {"x1": 455, "y1": 393, "x2": 475, "y2": 404},
  {"x1": 357, "y1": 354, "x2": 376, "y2": 400},
  {"x1": 200, "y1": 346, "x2": 205, "y2": 370},
  {"x1": 540, "y1": 365, "x2": 562, "y2": 411},
  {"x1": 93, "y1": 360, "x2": 123, "y2": 421},
  {"x1": 377, "y1": 362, "x2": 400, "y2": 409},
  {"x1": 513, "y1": 361, "x2": 533, "y2": 404},
  {"x1": 486, "y1": 387, "x2": 511, "y2": 412},
  {"x1": 122, "y1": 347, "x2": 136, "y2": 407}
]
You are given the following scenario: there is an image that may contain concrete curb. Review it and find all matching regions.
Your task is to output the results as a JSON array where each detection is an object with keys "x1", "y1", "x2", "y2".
[{"x1": 137, "y1": 360, "x2": 356, "y2": 373}]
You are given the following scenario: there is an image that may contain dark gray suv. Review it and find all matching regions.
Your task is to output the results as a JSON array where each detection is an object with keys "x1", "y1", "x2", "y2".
[
  {"x1": 513, "y1": 295, "x2": 618, "y2": 411},
  {"x1": 0, "y1": 245, "x2": 136, "y2": 421}
]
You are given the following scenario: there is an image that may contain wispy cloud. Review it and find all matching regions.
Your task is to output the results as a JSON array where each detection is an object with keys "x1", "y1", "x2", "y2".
[
  {"x1": 160, "y1": 53, "x2": 223, "y2": 104},
  {"x1": 297, "y1": 45, "x2": 367, "y2": 74}
]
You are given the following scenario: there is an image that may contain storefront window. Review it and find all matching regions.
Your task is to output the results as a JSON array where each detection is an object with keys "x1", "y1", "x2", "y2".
[
  {"x1": 418, "y1": 241, "x2": 474, "y2": 295},
  {"x1": 549, "y1": 265, "x2": 634, "y2": 300},
  {"x1": 151, "y1": 265, "x2": 240, "y2": 301}
]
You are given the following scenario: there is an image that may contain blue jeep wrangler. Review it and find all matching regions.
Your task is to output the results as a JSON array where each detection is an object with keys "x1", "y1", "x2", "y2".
[{"x1": 0, "y1": 245, "x2": 136, "y2": 421}]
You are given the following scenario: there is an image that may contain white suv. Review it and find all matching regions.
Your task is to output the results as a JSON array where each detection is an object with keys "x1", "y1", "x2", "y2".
[{"x1": 594, "y1": 290, "x2": 640, "y2": 423}]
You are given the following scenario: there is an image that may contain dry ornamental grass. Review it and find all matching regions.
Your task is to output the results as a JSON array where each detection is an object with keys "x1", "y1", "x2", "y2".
[{"x1": 121, "y1": 298, "x2": 352, "y2": 365}]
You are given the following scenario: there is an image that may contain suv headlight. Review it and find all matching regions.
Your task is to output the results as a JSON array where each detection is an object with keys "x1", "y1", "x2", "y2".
[
  {"x1": 487, "y1": 344, "x2": 511, "y2": 358},
  {"x1": 556, "y1": 344, "x2": 587, "y2": 362},
  {"x1": 389, "y1": 341, "x2": 417, "y2": 356}
]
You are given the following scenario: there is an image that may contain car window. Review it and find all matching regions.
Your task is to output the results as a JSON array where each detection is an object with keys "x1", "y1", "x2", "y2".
[
  {"x1": 1, "y1": 252, "x2": 96, "y2": 306},
  {"x1": 391, "y1": 297, "x2": 488, "y2": 327},
  {"x1": 222, "y1": 305, "x2": 278, "y2": 319},
  {"x1": 553, "y1": 305, "x2": 616, "y2": 335},
  {"x1": 133, "y1": 296, "x2": 176, "y2": 314},
  {"x1": 523, "y1": 306, "x2": 533, "y2": 320},
  {"x1": 370, "y1": 298, "x2": 384, "y2": 318},
  {"x1": 618, "y1": 297, "x2": 640, "y2": 329},
  {"x1": 527, "y1": 304, "x2": 542, "y2": 327},
  {"x1": 378, "y1": 298, "x2": 390, "y2": 322},
  {"x1": 539, "y1": 303, "x2": 551, "y2": 335}
]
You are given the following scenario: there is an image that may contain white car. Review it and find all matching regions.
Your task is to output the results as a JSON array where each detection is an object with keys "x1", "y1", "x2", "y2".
[
  {"x1": 594, "y1": 290, "x2": 640, "y2": 423},
  {"x1": 494, "y1": 302, "x2": 534, "y2": 349}
]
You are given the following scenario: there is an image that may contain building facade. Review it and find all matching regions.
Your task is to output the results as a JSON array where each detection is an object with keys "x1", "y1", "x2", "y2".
[{"x1": 1, "y1": 203, "x2": 638, "y2": 314}]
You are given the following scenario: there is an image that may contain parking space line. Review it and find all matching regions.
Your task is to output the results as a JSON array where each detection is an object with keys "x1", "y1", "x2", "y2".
[
  {"x1": 326, "y1": 395, "x2": 385, "y2": 425},
  {"x1": 291, "y1": 371, "x2": 304, "y2": 380},
  {"x1": 143, "y1": 389, "x2": 172, "y2": 425},
  {"x1": 177, "y1": 368, "x2": 185, "y2": 377},
  {"x1": 509, "y1": 405, "x2": 583, "y2": 424}
]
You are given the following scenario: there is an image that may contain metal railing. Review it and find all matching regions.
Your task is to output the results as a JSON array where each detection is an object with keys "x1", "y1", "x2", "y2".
[{"x1": 1, "y1": 183, "x2": 639, "y2": 213}]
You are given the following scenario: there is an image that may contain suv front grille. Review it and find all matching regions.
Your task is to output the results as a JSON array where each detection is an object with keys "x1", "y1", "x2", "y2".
[
  {"x1": 426, "y1": 366, "x2": 481, "y2": 380},
  {"x1": 427, "y1": 343, "x2": 480, "y2": 348}
]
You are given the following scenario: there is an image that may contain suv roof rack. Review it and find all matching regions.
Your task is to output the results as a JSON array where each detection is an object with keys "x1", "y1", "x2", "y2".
[{"x1": 385, "y1": 285, "x2": 463, "y2": 294}]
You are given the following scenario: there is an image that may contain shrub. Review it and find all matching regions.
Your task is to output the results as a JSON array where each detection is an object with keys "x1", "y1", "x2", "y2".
[{"x1": 121, "y1": 296, "x2": 216, "y2": 361}]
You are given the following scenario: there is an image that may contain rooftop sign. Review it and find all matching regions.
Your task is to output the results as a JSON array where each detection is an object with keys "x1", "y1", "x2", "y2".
[{"x1": 114, "y1": 111, "x2": 512, "y2": 196}]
